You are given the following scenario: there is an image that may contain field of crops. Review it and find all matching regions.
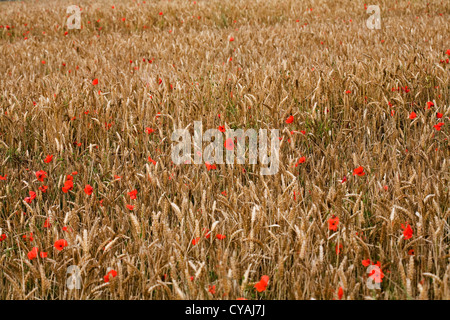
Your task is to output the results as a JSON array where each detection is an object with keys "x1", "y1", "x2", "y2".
[{"x1": 0, "y1": 0, "x2": 449, "y2": 300}]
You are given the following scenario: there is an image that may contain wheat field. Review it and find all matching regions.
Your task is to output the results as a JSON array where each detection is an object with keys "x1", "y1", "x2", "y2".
[{"x1": 0, "y1": 0, "x2": 449, "y2": 300}]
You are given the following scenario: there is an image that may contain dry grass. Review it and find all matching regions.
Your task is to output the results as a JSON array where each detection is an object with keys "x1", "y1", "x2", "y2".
[{"x1": 0, "y1": 0, "x2": 449, "y2": 300}]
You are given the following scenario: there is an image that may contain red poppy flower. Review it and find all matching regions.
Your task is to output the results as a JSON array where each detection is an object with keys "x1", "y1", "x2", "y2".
[
  {"x1": 201, "y1": 228, "x2": 210, "y2": 239},
  {"x1": 216, "y1": 234, "x2": 226, "y2": 240},
  {"x1": 192, "y1": 237, "x2": 200, "y2": 245},
  {"x1": 285, "y1": 115, "x2": 294, "y2": 124},
  {"x1": 62, "y1": 180, "x2": 74, "y2": 193},
  {"x1": 148, "y1": 157, "x2": 156, "y2": 165},
  {"x1": 44, "y1": 155, "x2": 53, "y2": 163},
  {"x1": 39, "y1": 185, "x2": 48, "y2": 193},
  {"x1": 436, "y1": 112, "x2": 443, "y2": 118},
  {"x1": 368, "y1": 265, "x2": 384, "y2": 283},
  {"x1": 0, "y1": 234, "x2": 6, "y2": 241},
  {"x1": 92, "y1": 78, "x2": 98, "y2": 85},
  {"x1": 54, "y1": 239, "x2": 68, "y2": 251},
  {"x1": 328, "y1": 215, "x2": 339, "y2": 231},
  {"x1": 205, "y1": 162, "x2": 217, "y2": 171},
  {"x1": 295, "y1": 157, "x2": 306, "y2": 167},
  {"x1": 43, "y1": 218, "x2": 51, "y2": 228},
  {"x1": 362, "y1": 259, "x2": 371, "y2": 267},
  {"x1": 28, "y1": 247, "x2": 39, "y2": 260},
  {"x1": 408, "y1": 249, "x2": 414, "y2": 255},
  {"x1": 84, "y1": 185, "x2": 93, "y2": 195},
  {"x1": 426, "y1": 101, "x2": 434, "y2": 109},
  {"x1": 24, "y1": 191, "x2": 37, "y2": 203},
  {"x1": 159, "y1": 11, "x2": 163, "y2": 15},
  {"x1": 338, "y1": 287, "x2": 344, "y2": 300},
  {"x1": 335, "y1": 243, "x2": 343, "y2": 254},
  {"x1": 126, "y1": 204, "x2": 135, "y2": 210},
  {"x1": 23, "y1": 232, "x2": 34, "y2": 242},
  {"x1": 36, "y1": 170, "x2": 47, "y2": 182},
  {"x1": 145, "y1": 127, "x2": 154, "y2": 134},
  {"x1": 0, "y1": 175, "x2": 6, "y2": 180},
  {"x1": 409, "y1": 111, "x2": 417, "y2": 119},
  {"x1": 353, "y1": 166, "x2": 365, "y2": 176},
  {"x1": 114, "y1": 175, "x2": 122, "y2": 180},
  {"x1": 224, "y1": 138, "x2": 234, "y2": 151},
  {"x1": 229, "y1": 37, "x2": 234, "y2": 42},
  {"x1": 218, "y1": 126, "x2": 226, "y2": 132},
  {"x1": 208, "y1": 285, "x2": 216, "y2": 294},
  {"x1": 401, "y1": 223, "x2": 413, "y2": 240},
  {"x1": 254, "y1": 275, "x2": 269, "y2": 292},
  {"x1": 40, "y1": 252, "x2": 48, "y2": 258},
  {"x1": 104, "y1": 269, "x2": 117, "y2": 283},
  {"x1": 128, "y1": 189, "x2": 138, "y2": 200},
  {"x1": 341, "y1": 176, "x2": 347, "y2": 183},
  {"x1": 433, "y1": 123, "x2": 444, "y2": 131}
]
